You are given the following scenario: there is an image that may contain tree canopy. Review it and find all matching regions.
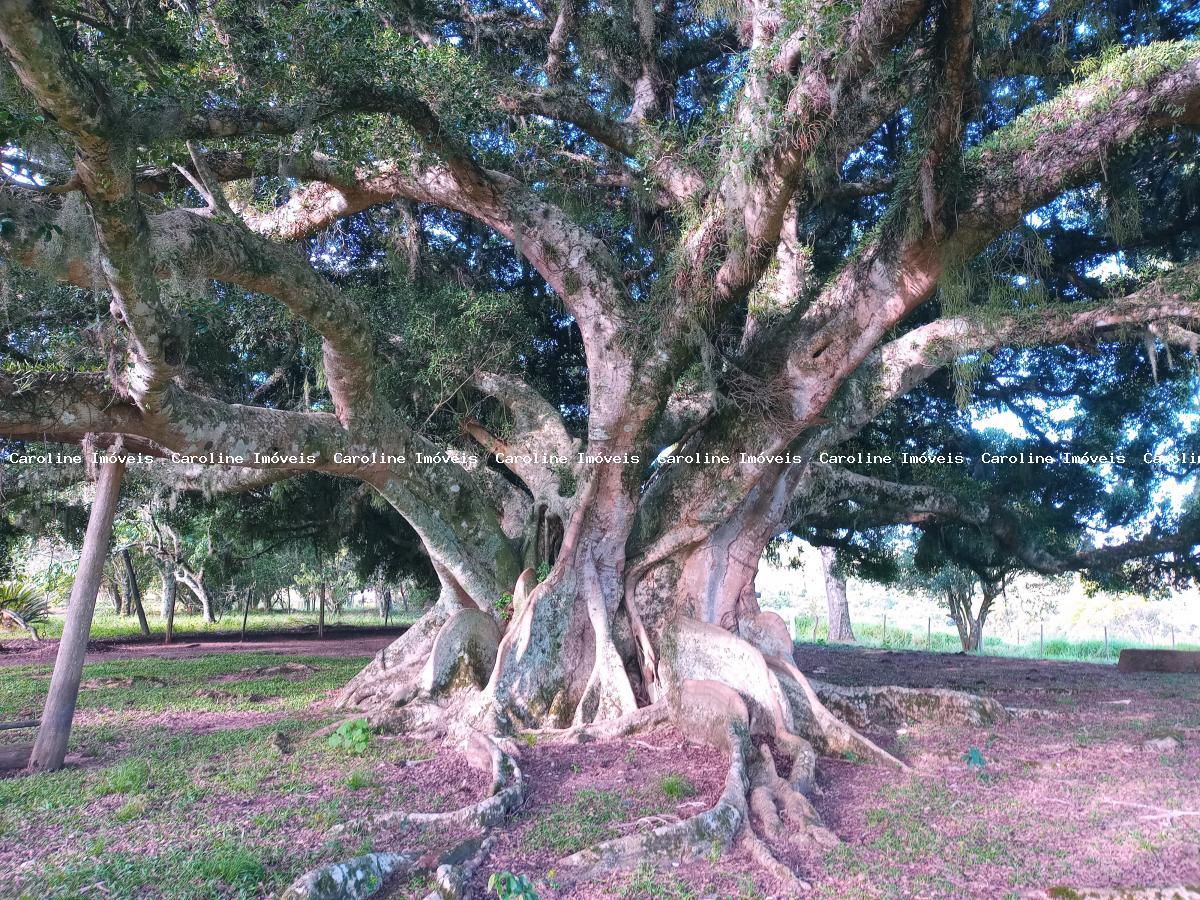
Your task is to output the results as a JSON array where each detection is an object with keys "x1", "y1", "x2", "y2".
[{"x1": 1, "y1": 0, "x2": 1199, "y2": 737}]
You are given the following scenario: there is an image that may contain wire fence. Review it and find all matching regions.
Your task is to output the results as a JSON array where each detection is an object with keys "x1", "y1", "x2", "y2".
[{"x1": 787, "y1": 612, "x2": 1200, "y2": 662}]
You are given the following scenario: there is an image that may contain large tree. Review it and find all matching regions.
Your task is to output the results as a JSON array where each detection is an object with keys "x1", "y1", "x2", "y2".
[{"x1": 3, "y1": 0, "x2": 1200, "y2": 866}]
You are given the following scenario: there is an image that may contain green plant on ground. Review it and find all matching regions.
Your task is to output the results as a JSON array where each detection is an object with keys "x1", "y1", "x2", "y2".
[
  {"x1": 659, "y1": 774, "x2": 696, "y2": 800},
  {"x1": 327, "y1": 719, "x2": 372, "y2": 755},
  {"x1": 98, "y1": 758, "x2": 152, "y2": 796},
  {"x1": 488, "y1": 871, "x2": 538, "y2": 899},
  {"x1": 0, "y1": 581, "x2": 50, "y2": 634},
  {"x1": 494, "y1": 592, "x2": 514, "y2": 618}
]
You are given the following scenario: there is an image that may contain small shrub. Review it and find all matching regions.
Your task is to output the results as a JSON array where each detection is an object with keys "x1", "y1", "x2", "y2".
[
  {"x1": 659, "y1": 774, "x2": 696, "y2": 800},
  {"x1": 0, "y1": 582, "x2": 50, "y2": 633},
  {"x1": 488, "y1": 871, "x2": 538, "y2": 899},
  {"x1": 346, "y1": 768, "x2": 373, "y2": 790},
  {"x1": 494, "y1": 592, "x2": 514, "y2": 619},
  {"x1": 963, "y1": 746, "x2": 987, "y2": 769},
  {"x1": 327, "y1": 719, "x2": 372, "y2": 755}
]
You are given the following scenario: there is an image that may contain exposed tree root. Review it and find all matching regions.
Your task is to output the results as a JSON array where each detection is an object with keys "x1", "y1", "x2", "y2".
[
  {"x1": 332, "y1": 607, "x2": 1013, "y2": 896},
  {"x1": 279, "y1": 833, "x2": 495, "y2": 900},
  {"x1": 335, "y1": 604, "x2": 447, "y2": 710},
  {"x1": 549, "y1": 681, "x2": 750, "y2": 889},
  {"x1": 811, "y1": 680, "x2": 1010, "y2": 729},
  {"x1": 329, "y1": 732, "x2": 525, "y2": 837},
  {"x1": 279, "y1": 850, "x2": 419, "y2": 900},
  {"x1": 740, "y1": 829, "x2": 811, "y2": 895},
  {"x1": 422, "y1": 833, "x2": 496, "y2": 900},
  {"x1": 525, "y1": 700, "x2": 670, "y2": 745}
]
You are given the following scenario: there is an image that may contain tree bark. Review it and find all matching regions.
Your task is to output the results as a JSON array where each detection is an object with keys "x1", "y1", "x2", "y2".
[
  {"x1": 107, "y1": 572, "x2": 123, "y2": 615},
  {"x1": 820, "y1": 547, "x2": 855, "y2": 643},
  {"x1": 318, "y1": 580, "x2": 326, "y2": 639},
  {"x1": 162, "y1": 566, "x2": 176, "y2": 645},
  {"x1": 177, "y1": 567, "x2": 214, "y2": 623},
  {"x1": 30, "y1": 457, "x2": 126, "y2": 772},
  {"x1": 240, "y1": 587, "x2": 252, "y2": 641},
  {"x1": 122, "y1": 549, "x2": 150, "y2": 637}
]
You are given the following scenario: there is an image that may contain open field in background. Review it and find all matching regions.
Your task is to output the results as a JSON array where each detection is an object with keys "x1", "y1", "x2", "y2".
[
  {"x1": 11, "y1": 596, "x2": 1198, "y2": 665},
  {"x1": 28, "y1": 607, "x2": 421, "y2": 641},
  {"x1": 759, "y1": 541, "x2": 1200, "y2": 663},
  {"x1": 1, "y1": 644, "x2": 1197, "y2": 897},
  {"x1": 790, "y1": 613, "x2": 1200, "y2": 662}
]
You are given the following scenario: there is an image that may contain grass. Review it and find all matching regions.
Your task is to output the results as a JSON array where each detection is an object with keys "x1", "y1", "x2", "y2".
[
  {"x1": 32, "y1": 607, "x2": 419, "y2": 641},
  {"x1": 0, "y1": 652, "x2": 368, "y2": 720},
  {"x1": 659, "y1": 774, "x2": 696, "y2": 801},
  {"x1": 0, "y1": 650, "x2": 440, "y2": 898},
  {"x1": 790, "y1": 614, "x2": 1200, "y2": 663},
  {"x1": 522, "y1": 788, "x2": 629, "y2": 855}
]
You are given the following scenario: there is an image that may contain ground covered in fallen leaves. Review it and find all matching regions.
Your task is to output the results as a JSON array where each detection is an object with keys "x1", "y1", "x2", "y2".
[{"x1": 0, "y1": 637, "x2": 1196, "y2": 898}]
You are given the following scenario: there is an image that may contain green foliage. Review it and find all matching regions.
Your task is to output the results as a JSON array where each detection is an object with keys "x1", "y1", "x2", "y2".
[
  {"x1": 494, "y1": 592, "x2": 514, "y2": 619},
  {"x1": 962, "y1": 746, "x2": 987, "y2": 769},
  {"x1": 326, "y1": 719, "x2": 372, "y2": 755},
  {"x1": 0, "y1": 581, "x2": 50, "y2": 628},
  {"x1": 488, "y1": 871, "x2": 538, "y2": 900}
]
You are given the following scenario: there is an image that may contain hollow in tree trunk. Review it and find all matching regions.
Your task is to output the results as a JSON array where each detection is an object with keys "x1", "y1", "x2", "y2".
[
  {"x1": 30, "y1": 457, "x2": 126, "y2": 772},
  {"x1": 820, "y1": 547, "x2": 855, "y2": 644}
]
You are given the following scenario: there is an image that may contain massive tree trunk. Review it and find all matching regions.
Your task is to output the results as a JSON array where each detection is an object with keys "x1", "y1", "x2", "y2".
[
  {"x1": 30, "y1": 457, "x2": 126, "y2": 772},
  {"x1": 820, "y1": 547, "x2": 855, "y2": 644}
]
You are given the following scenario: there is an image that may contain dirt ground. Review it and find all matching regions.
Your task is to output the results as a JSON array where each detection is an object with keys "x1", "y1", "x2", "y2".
[
  {"x1": 0, "y1": 624, "x2": 405, "y2": 668},
  {"x1": 2, "y1": 638, "x2": 1197, "y2": 898}
]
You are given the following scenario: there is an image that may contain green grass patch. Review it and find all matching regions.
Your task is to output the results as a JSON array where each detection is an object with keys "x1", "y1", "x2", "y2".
[
  {"x1": 36, "y1": 608, "x2": 418, "y2": 641},
  {"x1": 0, "y1": 652, "x2": 370, "y2": 720},
  {"x1": 659, "y1": 774, "x2": 696, "y2": 801},
  {"x1": 523, "y1": 788, "x2": 628, "y2": 855}
]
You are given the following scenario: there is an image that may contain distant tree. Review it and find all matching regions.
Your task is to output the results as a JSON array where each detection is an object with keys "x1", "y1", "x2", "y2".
[{"x1": 819, "y1": 547, "x2": 856, "y2": 644}]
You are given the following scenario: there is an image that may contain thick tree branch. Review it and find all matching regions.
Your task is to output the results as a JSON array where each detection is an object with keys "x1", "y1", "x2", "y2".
[
  {"x1": 0, "y1": 0, "x2": 183, "y2": 405},
  {"x1": 801, "y1": 464, "x2": 1200, "y2": 577}
]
